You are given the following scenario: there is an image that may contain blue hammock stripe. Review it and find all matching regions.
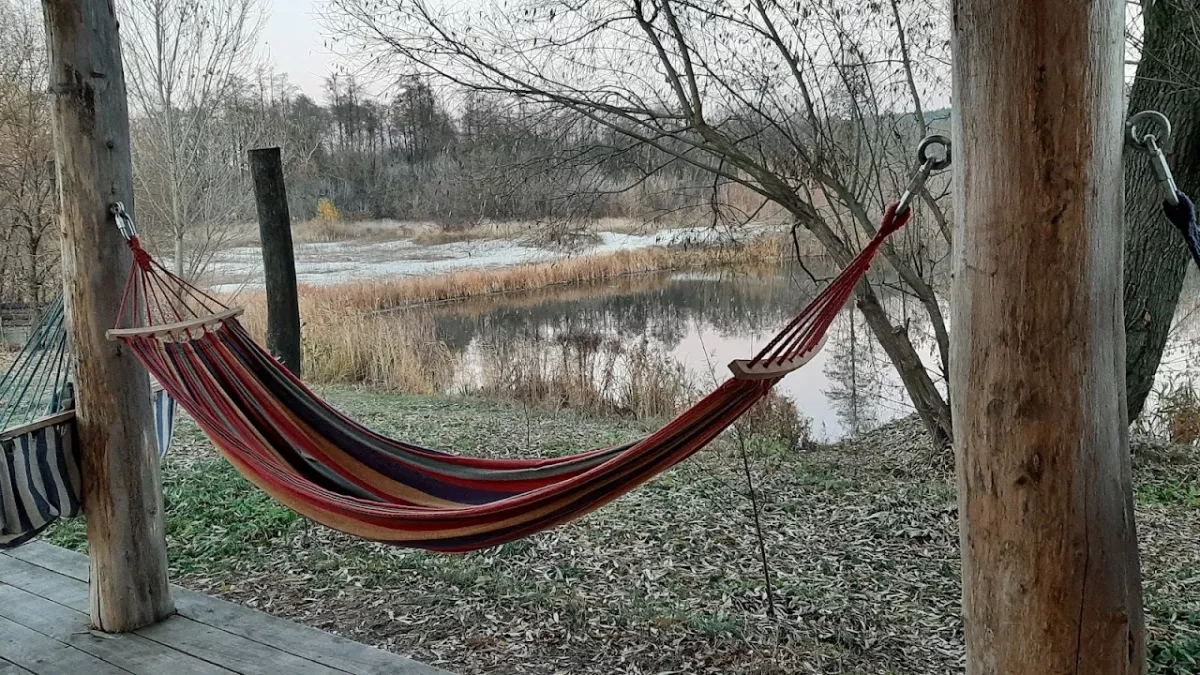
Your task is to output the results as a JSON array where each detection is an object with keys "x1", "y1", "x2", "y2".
[
  {"x1": 0, "y1": 419, "x2": 80, "y2": 548},
  {"x1": 154, "y1": 388, "x2": 177, "y2": 459},
  {"x1": 1164, "y1": 191, "x2": 1199, "y2": 268}
]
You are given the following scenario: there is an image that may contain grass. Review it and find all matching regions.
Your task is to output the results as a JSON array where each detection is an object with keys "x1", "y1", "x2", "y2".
[
  {"x1": 470, "y1": 332, "x2": 703, "y2": 422},
  {"x1": 278, "y1": 236, "x2": 787, "y2": 315},
  {"x1": 46, "y1": 389, "x2": 1200, "y2": 675}
]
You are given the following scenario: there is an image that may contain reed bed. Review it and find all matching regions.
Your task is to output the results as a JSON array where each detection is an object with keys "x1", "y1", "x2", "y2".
[
  {"x1": 471, "y1": 333, "x2": 697, "y2": 422},
  {"x1": 283, "y1": 235, "x2": 788, "y2": 317},
  {"x1": 231, "y1": 234, "x2": 801, "y2": 430}
]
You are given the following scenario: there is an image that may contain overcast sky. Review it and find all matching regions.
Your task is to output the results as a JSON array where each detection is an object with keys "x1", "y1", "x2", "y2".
[{"x1": 263, "y1": 0, "x2": 331, "y2": 98}]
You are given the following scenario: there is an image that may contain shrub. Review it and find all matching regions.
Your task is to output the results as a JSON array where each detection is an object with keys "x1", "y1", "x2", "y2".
[
  {"x1": 1159, "y1": 379, "x2": 1200, "y2": 445},
  {"x1": 315, "y1": 198, "x2": 342, "y2": 223},
  {"x1": 738, "y1": 389, "x2": 812, "y2": 452}
]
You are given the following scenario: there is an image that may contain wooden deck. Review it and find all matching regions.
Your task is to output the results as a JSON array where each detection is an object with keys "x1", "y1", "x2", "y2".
[{"x1": 0, "y1": 541, "x2": 451, "y2": 674}]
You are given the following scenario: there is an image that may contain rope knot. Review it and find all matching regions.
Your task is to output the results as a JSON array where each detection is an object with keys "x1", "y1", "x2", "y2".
[
  {"x1": 128, "y1": 236, "x2": 153, "y2": 270},
  {"x1": 879, "y1": 203, "x2": 913, "y2": 237}
]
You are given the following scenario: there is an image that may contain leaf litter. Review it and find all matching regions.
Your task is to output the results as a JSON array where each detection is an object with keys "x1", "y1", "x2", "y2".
[{"x1": 49, "y1": 389, "x2": 1200, "y2": 674}]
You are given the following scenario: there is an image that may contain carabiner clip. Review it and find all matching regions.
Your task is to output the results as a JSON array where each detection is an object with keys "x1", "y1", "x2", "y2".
[
  {"x1": 110, "y1": 202, "x2": 137, "y2": 241},
  {"x1": 1127, "y1": 111, "x2": 1180, "y2": 207},
  {"x1": 897, "y1": 134, "x2": 952, "y2": 216}
]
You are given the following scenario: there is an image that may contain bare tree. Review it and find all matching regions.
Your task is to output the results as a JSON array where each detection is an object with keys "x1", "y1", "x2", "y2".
[
  {"x1": 120, "y1": 0, "x2": 266, "y2": 278},
  {"x1": 1123, "y1": 0, "x2": 1200, "y2": 420},
  {"x1": 0, "y1": 0, "x2": 56, "y2": 304},
  {"x1": 328, "y1": 0, "x2": 956, "y2": 442}
]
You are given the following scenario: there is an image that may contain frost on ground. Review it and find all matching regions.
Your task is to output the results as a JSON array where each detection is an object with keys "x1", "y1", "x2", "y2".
[{"x1": 206, "y1": 224, "x2": 773, "y2": 293}]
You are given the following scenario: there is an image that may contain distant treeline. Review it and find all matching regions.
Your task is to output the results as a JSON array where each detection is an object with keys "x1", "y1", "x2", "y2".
[{"x1": 219, "y1": 75, "x2": 724, "y2": 227}]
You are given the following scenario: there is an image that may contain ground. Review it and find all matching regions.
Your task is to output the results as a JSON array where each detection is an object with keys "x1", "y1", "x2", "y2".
[{"x1": 47, "y1": 389, "x2": 1200, "y2": 674}]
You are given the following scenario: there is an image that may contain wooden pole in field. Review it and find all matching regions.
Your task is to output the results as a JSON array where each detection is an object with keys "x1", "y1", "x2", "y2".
[
  {"x1": 42, "y1": 0, "x2": 174, "y2": 631},
  {"x1": 248, "y1": 147, "x2": 302, "y2": 376},
  {"x1": 951, "y1": 0, "x2": 1144, "y2": 672}
]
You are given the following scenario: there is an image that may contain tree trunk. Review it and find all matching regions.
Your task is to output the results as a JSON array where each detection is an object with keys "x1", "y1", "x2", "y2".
[
  {"x1": 793, "y1": 214, "x2": 954, "y2": 444},
  {"x1": 42, "y1": 0, "x2": 174, "y2": 632},
  {"x1": 248, "y1": 147, "x2": 302, "y2": 375},
  {"x1": 951, "y1": 0, "x2": 1145, "y2": 672},
  {"x1": 1123, "y1": 0, "x2": 1200, "y2": 420},
  {"x1": 856, "y1": 289, "x2": 951, "y2": 445},
  {"x1": 174, "y1": 230, "x2": 184, "y2": 278}
]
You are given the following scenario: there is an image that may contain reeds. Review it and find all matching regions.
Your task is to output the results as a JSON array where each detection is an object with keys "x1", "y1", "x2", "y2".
[
  {"x1": 230, "y1": 234, "x2": 807, "y2": 433},
  {"x1": 277, "y1": 236, "x2": 789, "y2": 319},
  {"x1": 470, "y1": 332, "x2": 695, "y2": 421}
]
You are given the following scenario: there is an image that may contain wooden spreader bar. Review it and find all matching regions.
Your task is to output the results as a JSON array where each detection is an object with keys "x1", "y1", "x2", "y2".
[
  {"x1": 728, "y1": 337, "x2": 826, "y2": 381},
  {"x1": 107, "y1": 308, "x2": 244, "y2": 342},
  {"x1": 0, "y1": 411, "x2": 76, "y2": 442}
]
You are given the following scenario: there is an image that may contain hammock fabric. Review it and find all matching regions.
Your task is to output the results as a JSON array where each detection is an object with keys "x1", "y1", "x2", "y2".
[
  {"x1": 0, "y1": 296, "x2": 178, "y2": 548},
  {"x1": 0, "y1": 416, "x2": 79, "y2": 548},
  {"x1": 110, "y1": 206, "x2": 910, "y2": 552},
  {"x1": 1165, "y1": 190, "x2": 1198, "y2": 267}
]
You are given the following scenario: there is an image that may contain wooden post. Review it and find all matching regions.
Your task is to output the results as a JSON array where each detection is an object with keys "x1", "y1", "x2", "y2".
[
  {"x1": 951, "y1": 0, "x2": 1144, "y2": 673},
  {"x1": 42, "y1": 0, "x2": 174, "y2": 631},
  {"x1": 248, "y1": 147, "x2": 302, "y2": 376}
]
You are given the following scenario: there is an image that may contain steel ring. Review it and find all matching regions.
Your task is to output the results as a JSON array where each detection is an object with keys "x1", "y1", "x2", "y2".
[
  {"x1": 1127, "y1": 110, "x2": 1172, "y2": 149},
  {"x1": 917, "y1": 134, "x2": 952, "y2": 170}
]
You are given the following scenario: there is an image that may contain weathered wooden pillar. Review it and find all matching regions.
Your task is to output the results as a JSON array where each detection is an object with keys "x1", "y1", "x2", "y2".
[
  {"x1": 248, "y1": 147, "x2": 302, "y2": 375},
  {"x1": 42, "y1": 0, "x2": 174, "y2": 631},
  {"x1": 950, "y1": 0, "x2": 1144, "y2": 672}
]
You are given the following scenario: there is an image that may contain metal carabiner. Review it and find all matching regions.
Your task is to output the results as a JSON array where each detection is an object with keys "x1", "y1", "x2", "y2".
[
  {"x1": 110, "y1": 202, "x2": 137, "y2": 240},
  {"x1": 1126, "y1": 110, "x2": 1180, "y2": 207},
  {"x1": 897, "y1": 134, "x2": 952, "y2": 216}
]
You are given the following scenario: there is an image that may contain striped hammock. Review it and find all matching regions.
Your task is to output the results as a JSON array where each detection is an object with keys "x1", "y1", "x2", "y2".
[
  {"x1": 0, "y1": 296, "x2": 178, "y2": 548},
  {"x1": 108, "y1": 207, "x2": 910, "y2": 552}
]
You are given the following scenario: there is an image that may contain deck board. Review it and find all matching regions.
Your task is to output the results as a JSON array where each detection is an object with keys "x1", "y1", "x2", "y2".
[
  {"x1": 0, "y1": 543, "x2": 451, "y2": 674},
  {"x1": 0, "y1": 584, "x2": 234, "y2": 675},
  {"x1": 0, "y1": 615, "x2": 131, "y2": 675},
  {"x1": 0, "y1": 658, "x2": 34, "y2": 674}
]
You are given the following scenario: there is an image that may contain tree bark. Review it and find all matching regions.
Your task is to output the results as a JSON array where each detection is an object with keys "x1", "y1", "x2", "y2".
[
  {"x1": 42, "y1": 0, "x2": 174, "y2": 632},
  {"x1": 951, "y1": 0, "x2": 1144, "y2": 672},
  {"x1": 248, "y1": 146, "x2": 302, "y2": 375},
  {"x1": 1123, "y1": 0, "x2": 1200, "y2": 421}
]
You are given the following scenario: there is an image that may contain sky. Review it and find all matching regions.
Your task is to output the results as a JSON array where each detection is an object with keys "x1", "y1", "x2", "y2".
[{"x1": 263, "y1": 0, "x2": 332, "y2": 99}]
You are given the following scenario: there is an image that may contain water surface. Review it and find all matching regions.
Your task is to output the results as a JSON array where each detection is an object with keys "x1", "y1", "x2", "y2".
[{"x1": 424, "y1": 265, "x2": 933, "y2": 440}]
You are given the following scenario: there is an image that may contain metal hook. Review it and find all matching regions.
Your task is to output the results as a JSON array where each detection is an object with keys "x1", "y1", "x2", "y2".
[
  {"x1": 1126, "y1": 110, "x2": 1180, "y2": 207},
  {"x1": 110, "y1": 202, "x2": 137, "y2": 240},
  {"x1": 897, "y1": 134, "x2": 952, "y2": 216}
]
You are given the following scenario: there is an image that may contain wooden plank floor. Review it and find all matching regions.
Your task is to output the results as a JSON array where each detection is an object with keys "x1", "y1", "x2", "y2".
[{"x1": 0, "y1": 541, "x2": 452, "y2": 675}]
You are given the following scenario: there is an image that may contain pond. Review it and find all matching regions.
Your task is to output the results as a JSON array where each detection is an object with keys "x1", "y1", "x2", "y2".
[
  {"x1": 418, "y1": 264, "x2": 939, "y2": 441},
  {"x1": 414, "y1": 265, "x2": 1200, "y2": 442}
]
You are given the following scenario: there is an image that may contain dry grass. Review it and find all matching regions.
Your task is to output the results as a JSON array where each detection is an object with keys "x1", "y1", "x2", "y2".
[
  {"x1": 290, "y1": 219, "x2": 414, "y2": 244},
  {"x1": 285, "y1": 216, "x2": 690, "y2": 248},
  {"x1": 273, "y1": 235, "x2": 788, "y2": 318},
  {"x1": 302, "y1": 249, "x2": 680, "y2": 313},
  {"x1": 238, "y1": 298, "x2": 455, "y2": 395},
  {"x1": 1159, "y1": 380, "x2": 1200, "y2": 445},
  {"x1": 471, "y1": 332, "x2": 698, "y2": 422},
  {"x1": 228, "y1": 236, "x2": 789, "y2": 423}
]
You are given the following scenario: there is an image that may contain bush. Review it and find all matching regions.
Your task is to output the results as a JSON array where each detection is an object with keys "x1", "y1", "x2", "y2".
[
  {"x1": 1158, "y1": 379, "x2": 1200, "y2": 445},
  {"x1": 315, "y1": 198, "x2": 342, "y2": 223},
  {"x1": 738, "y1": 389, "x2": 812, "y2": 452}
]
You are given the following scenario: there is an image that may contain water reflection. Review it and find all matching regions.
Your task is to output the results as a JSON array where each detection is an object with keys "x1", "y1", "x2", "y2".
[{"x1": 421, "y1": 264, "x2": 937, "y2": 440}]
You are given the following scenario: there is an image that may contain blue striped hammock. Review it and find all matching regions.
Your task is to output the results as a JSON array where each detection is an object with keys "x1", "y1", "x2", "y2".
[{"x1": 0, "y1": 296, "x2": 177, "y2": 548}]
